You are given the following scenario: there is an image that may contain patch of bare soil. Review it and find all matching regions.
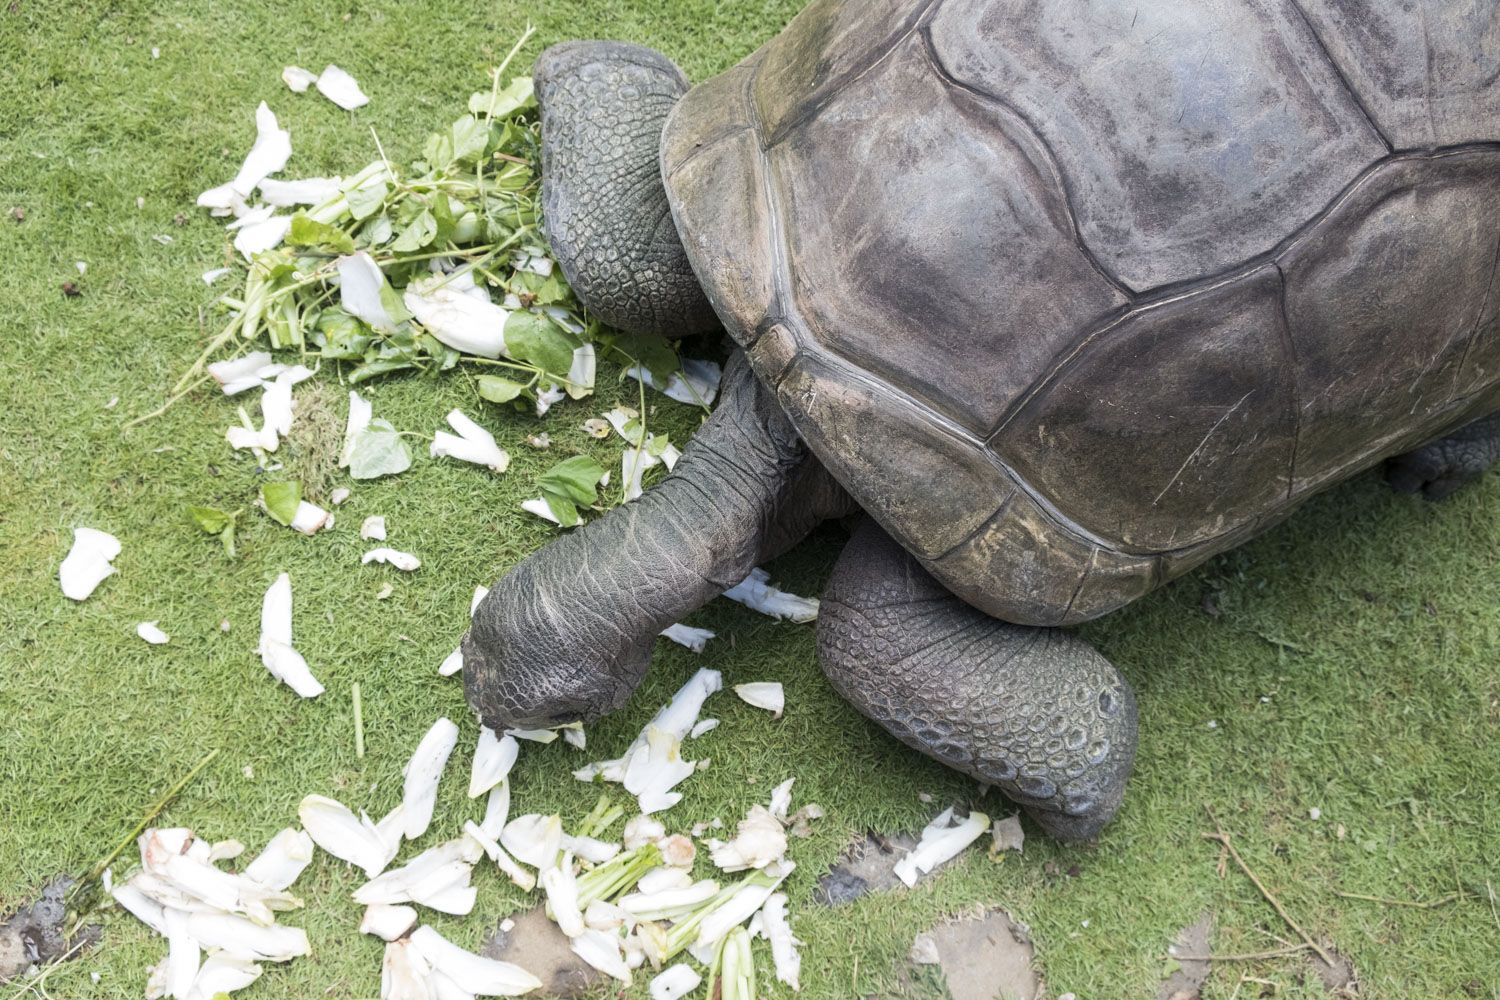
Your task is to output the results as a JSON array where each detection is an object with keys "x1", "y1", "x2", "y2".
[
  {"x1": 482, "y1": 906, "x2": 600, "y2": 998},
  {"x1": 910, "y1": 907, "x2": 1038, "y2": 1000},
  {"x1": 1159, "y1": 915, "x2": 1213, "y2": 1000},
  {"x1": 0, "y1": 877, "x2": 97, "y2": 983},
  {"x1": 1309, "y1": 947, "x2": 1359, "y2": 997},
  {"x1": 814, "y1": 830, "x2": 918, "y2": 906}
]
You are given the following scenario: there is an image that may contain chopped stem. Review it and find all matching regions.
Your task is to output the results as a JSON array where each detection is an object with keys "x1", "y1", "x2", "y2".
[{"x1": 352, "y1": 682, "x2": 365, "y2": 759}]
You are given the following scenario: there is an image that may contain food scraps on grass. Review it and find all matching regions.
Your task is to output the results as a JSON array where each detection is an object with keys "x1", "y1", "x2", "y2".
[{"x1": 59, "y1": 527, "x2": 121, "y2": 601}]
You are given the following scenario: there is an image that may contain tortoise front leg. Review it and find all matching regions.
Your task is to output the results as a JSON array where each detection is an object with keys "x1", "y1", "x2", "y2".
[
  {"x1": 1386, "y1": 411, "x2": 1500, "y2": 501},
  {"x1": 818, "y1": 519, "x2": 1139, "y2": 841}
]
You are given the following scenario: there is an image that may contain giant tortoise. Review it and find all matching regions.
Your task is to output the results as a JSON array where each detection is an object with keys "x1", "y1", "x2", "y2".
[{"x1": 464, "y1": 0, "x2": 1500, "y2": 839}]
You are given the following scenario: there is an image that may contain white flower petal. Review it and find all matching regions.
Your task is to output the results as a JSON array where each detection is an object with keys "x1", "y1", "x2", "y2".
[
  {"x1": 618, "y1": 880, "x2": 719, "y2": 921},
  {"x1": 709, "y1": 805, "x2": 787, "y2": 873},
  {"x1": 289, "y1": 500, "x2": 331, "y2": 536},
  {"x1": 649, "y1": 964, "x2": 702, "y2": 1000},
  {"x1": 363, "y1": 548, "x2": 422, "y2": 572},
  {"x1": 469, "y1": 729, "x2": 519, "y2": 799},
  {"x1": 500, "y1": 814, "x2": 562, "y2": 871},
  {"x1": 625, "y1": 358, "x2": 721, "y2": 406},
  {"x1": 768, "y1": 778, "x2": 796, "y2": 821},
  {"x1": 187, "y1": 952, "x2": 262, "y2": 999},
  {"x1": 541, "y1": 858, "x2": 585, "y2": 938},
  {"x1": 622, "y1": 816, "x2": 665, "y2": 851},
  {"x1": 402, "y1": 718, "x2": 460, "y2": 839},
  {"x1": 360, "y1": 514, "x2": 387, "y2": 541},
  {"x1": 689, "y1": 719, "x2": 719, "y2": 739},
  {"x1": 569, "y1": 928, "x2": 631, "y2": 983},
  {"x1": 201, "y1": 266, "x2": 233, "y2": 286},
  {"x1": 733, "y1": 682, "x2": 785, "y2": 719},
  {"x1": 635, "y1": 866, "x2": 691, "y2": 896},
  {"x1": 534, "y1": 383, "x2": 566, "y2": 417},
  {"x1": 298, "y1": 794, "x2": 398, "y2": 878},
  {"x1": 471, "y1": 586, "x2": 489, "y2": 615},
  {"x1": 758, "y1": 893, "x2": 802, "y2": 991},
  {"x1": 558, "y1": 834, "x2": 619, "y2": 866},
  {"x1": 506, "y1": 728, "x2": 557, "y2": 744},
  {"x1": 566, "y1": 344, "x2": 595, "y2": 399},
  {"x1": 354, "y1": 839, "x2": 477, "y2": 912},
  {"x1": 164, "y1": 907, "x2": 201, "y2": 999},
  {"x1": 208, "y1": 352, "x2": 273, "y2": 388},
  {"x1": 362, "y1": 903, "x2": 419, "y2": 941},
  {"x1": 341, "y1": 391, "x2": 373, "y2": 467},
  {"x1": 380, "y1": 938, "x2": 433, "y2": 1000},
  {"x1": 723, "y1": 569, "x2": 819, "y2": 622},
  {"x1": 243, "y1": 828, "x2": 315, "y2": 891},
  {"x1": 439, "y1": 646, "x2": 464, "y2": 676},
  {"x1": 520, "y1": 497, "x2": 562, "y2": 525},
  {"x1": 660, "y1": 623, "x2": 714, "y2": 653},
  {"x1": 196, "y1": 182, "x2": 246, "y2": 217},
  {"x1": 59, "y1": 527, "x2": 120, "y2": 601},
  {"x1": 404, "y1": 277, "x2": 509, "y2": 359},
  {"x1": 281, "y1": 65, "x2": 319, "y2": 93},
  {"x1": 316, "y1": 64, "x2": 369, "y2": 110},
  {"x1": 259, "y1": 176, "x2": 340, "y2": 207},
  {"x1": 337, "y1": 253, "x2": 399, "y2": 332},
  {"x1": 135, "y1": 621, "x2": 169, "y2": 645},
  {"x1": 409, "y1": 925, "x2": 544, "y2": 997},
  {"x1": 694, "y1": 861, "x2": 794, "y2": 951},
  {"x1": 892, "y1": 808, "x2": 990, "y2": 888},
  {"x1": 257, "y1": 574, "x2": 323, "y2": 698},
  {"x1": 111, "y1": 880, "x2": 167, "y2": 935},
  {"x1": 233, "y1": 214, "x2": 292, "y2": 260},
  {"x1": 478, "y1": 782, "x2": 510, "y2": 843},
  {"x1": 431, "y1": 410, "x2": 508, "y2": 473},
  {"x1": 184, "y1": 911, "x2": 310, "y2": 963}
]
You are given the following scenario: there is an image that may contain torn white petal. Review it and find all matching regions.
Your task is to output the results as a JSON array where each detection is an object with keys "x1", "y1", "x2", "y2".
[
  {"x1": 710, "y1": 805, "x2": 787, "y2": 873},
  {"x1": 380, "y1": 938, "x2": 432, "y2": 1000},
  {"x1": 733, "y1": 682, "x2": 785, "y2": 720},
  {"x1": 534, "y1": 383, "x2": 566, "y2": 418},
  {"x1": 520, "y1": 497, "x2": 563, "y2": 525},
  {"x1": 298, "y1": 794, "x2": 397, "y2": 878},
  {"x1": 354, "y1": 839, "x2": 476, "y2": 911},
  {"x1": 566, "y1": 344, "x2": 595, "y2": 400},
  {"x1": 258, "y1": 176, "x2": 340, "y2": 207},
  {"x1": 59, "y1": 527, "x2": 120, "y2": 601},
  {"x1": 559, "y1": 834, "x2": 619, "y2": 866},
  {"x1": 201, "y1": 266, "x2": 232, "y2": 286},
  {"x1": 759, "y1": 893, "x2": 802, "y2": 991},
  {"x1": 500, "y1": 814, "x2": 562, "y2": 871},
  {"x1": 404, "y1": 276, "x2": 508, "y2": 359},
  {"x1": 136, "y1": 621, "x2": 169, "y2": 645},
  {"x1": 402, "y1": 717, "x2": 460, "y2": 840},
  {"x1": 187, "y1": 951, "x2": 262, "y2": 999},
  {"x1": 626, "y1": 358, "x2": 722, "y2": 406},
  {"x1": 439, "y1": 646, "x2": 464, "y2": 677},
  {"x1": 196, "y1": 182, "x2": 246, "y2": 217},
  {"x1": 694, "y1": 860, "x2": 794, "y2": 951},
  {"x1": 233, "y1": 214, "x2": 292, "y2": 260},
  {"x1": 723, "y1": 568, "x2": 819, "y2": 622},
  {"x1": 209, "y1": 353, "x2": 273, "y2": 389},
  {"x1": 689, "y1": 718, "x2": 719, "y2": 739},
  {"x1": 289, "y1": 500, "x2": 331, "y2": 536},
  {"x1": 622, "y1": 815, "x2": 665, "y2": 851},
  {"x1": 649, "y1": 964, "x2": 701, "y2": 1000},
  {"x1": 505, "y1": 728, "x2": 558, "y2": 745},
  {"x1": 469, "y1": 729, "x2": 519, "y2": 799},
  {"x1": 207, "y1": 838, "x2": 246, "y2": 863},
  {"x1": 363, "y1": 548, "x2": 422, "y2": 572},
  {"x1": 281, "y1": 65, "x2": 319, "y2": 93},
  {"x1": 561, "y1": 724, "x2": 586, "y2": 750},
  {"x1": 258, "y1": 574, "x2": 324, "y2": 698},
  {"x1": 164, "y1": 907, "x2": 201, "y2": 999},
  {"x1": 316, "y1": 64, "x2": 369, "y2": 110},
  {"x1": 361, "y1": 903, "x2": 418, "y2": 942},
  {"x1": 541, "y1": 858, "x2": 585, "y2": 938},
  {"x1": 892, "y1": 807, "x2": 990, "y2": 888},
  {"x1": 409, "y1": 925, "x2": 544, "y2": 997},
  {"x1": 618, "y1": 879, "x2": 719, "y2": 921},
  {"x1": 111, "y1": 880, "x2": 167, "y2": 935},
  {"x1": 360, "y1": 514, "x2": 387, "y2": 541},
  {"x1": 660, "y1": 623, "x2": 714, "y2": 653},
  {"x1": 243, "y1": 828, "x2": 315, "y2": 890},
  {"x1": 570, "y1": 928, "x2": 631, "y2": 983},
  {"x1": 337, "y1": 252, "x2": 399, "y2": 333},
  {"x1": 431, "y1": 410, "x2": 508, "y2": 473},
  {"x1": 184, "y1": 911, "x2": 309, "y2": 963},
  {"x1": 261, "y1": 368, "x2": 297, "y2": 438},
  {"x1": 478, "y1": 781, "x2": 510, "y2": 842},
  {"x1": 768, "y1": 778, "x2": 796, "y2": 821},
  {"x1": 635, "y1": 866, "x2": 691, "y2": 896},
  {"x1": 331, "y1": 487, "x2": 351, "y2": 505}
]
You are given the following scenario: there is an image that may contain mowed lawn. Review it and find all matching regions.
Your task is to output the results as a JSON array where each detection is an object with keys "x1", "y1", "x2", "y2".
[{"x1": 1, "y1": 2, "x2": 1498, "y2": 998}]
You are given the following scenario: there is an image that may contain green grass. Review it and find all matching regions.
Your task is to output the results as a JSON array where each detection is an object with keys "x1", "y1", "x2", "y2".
[{"x1": 1, "y1": 2, "x2": 1498, "y2": 998}]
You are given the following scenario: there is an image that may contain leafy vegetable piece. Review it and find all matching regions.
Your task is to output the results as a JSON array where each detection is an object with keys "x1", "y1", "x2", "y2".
[
  {"x1": 287, "y1": 213, "x2": 355, "y2": 254},
  {"x1": 477, "y1": 375, "x2": 526, "y2": 404},
  {"x1": 260, "y1": 481, "x2": 303, "y2": 526},
  {"x1": 469, "y1": 76, "x2": 535, "y2": 118},
  {"x1": 391, "y1": 208, "x2": 438, "y2": 252},
  {"x1": 504, "y1": 311, "x2": 576, "y2": 376},
  {"x1": 534, "y1": 455, "x2": 605, "y2": 528},
  {"x1": 348, "y1": 418, "x2": 412, "y2": 480},
  {"x1": 449, "y1": 115, "x2": 489, "y2": 166},
  {"x1": 189, "y1": 505, "x2": 238, "y2": 557}
]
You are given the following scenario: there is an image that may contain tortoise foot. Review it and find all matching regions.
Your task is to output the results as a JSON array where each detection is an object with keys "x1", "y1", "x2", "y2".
[
  {"x1": 817, "y1": 519, "x2": 1138, "y2": 842},
  {"x1": 1386, "y1": 412, "x2": 1500, "y2": 501}
]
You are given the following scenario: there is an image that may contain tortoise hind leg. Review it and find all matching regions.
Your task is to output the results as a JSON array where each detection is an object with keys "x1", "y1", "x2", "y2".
[
  {"x1": 817, "y1": 519, "x2": 1139, "y2": 842},
  {"x1": 1386, "y1": 412, "x2": 1500, "y2": 501},
  {"x1": 534, "y1": 41, "x2": 717, "y2": 336}
]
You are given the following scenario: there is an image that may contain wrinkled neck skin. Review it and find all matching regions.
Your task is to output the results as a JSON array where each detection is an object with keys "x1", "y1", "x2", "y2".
[{"x1": 463, "y1": 354, "x2": 851, "y2": 730}]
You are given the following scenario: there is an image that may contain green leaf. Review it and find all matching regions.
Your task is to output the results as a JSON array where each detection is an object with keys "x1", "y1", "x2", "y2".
[
  {"x1": 469, "y1": 77, "x2": 535, "y2": 118},
  {"x1": 476, "y1": 374, "x2": 527, "y2": 404},
  {"x1": 345, "y1": 179, "x2": 389, "y2": 221},
  {"x1": 391, "y1": 209, "x2": 438, "y2": 252},
  {"x1": 504, "y1": 311, "x2": 577, "y2": 376},
  {"x1": 316, "y1": 308, "x2": 372, "y2": 360},
  {"x1": 538, "y1": 489, "x2": 580, "y2": 528},
  {"x1": 261, "y1": 481, "x2": 302, "y2": 526},
  {"x1": 423, "y1": 130, "x2": 454, "y2": 171},
  {"x1": 349, "y1": 358, "x2": 417, "y2": 383},
  {"x1": 189, "y1": 506, "x2": 232, "y2": 534},
  {"x1": 607, "y1": 330, "x2": 680, "y2": 382},
  {"x1": 537, "y1": 455, "x2": 606, "y2": 509},
  {"x1": 348, "y1": 419, "x2": 413, "y2": 480},
  {"x1": 450, "y1": 115, "x2": 489, "y2": 166},
  {"x1": 287, "y1": 213, "x2": 356, "y2": 254}
]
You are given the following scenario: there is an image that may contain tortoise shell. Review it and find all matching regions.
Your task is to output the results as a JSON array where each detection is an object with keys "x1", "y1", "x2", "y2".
[{"x1": 661, "y1": 0, "x2": 1500, "y2": 626}]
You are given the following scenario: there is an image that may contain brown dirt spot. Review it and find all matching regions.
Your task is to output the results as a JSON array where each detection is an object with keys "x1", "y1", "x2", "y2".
[
  {"x1": 1159, "y1": 914, "x2": 1213, "y2": 1000},
  {"x1": 911, "y1": 907, "x2": 1038, "y2": 1000},
  {"x1": 482, "y1": 906, "x2": 599, "y2": 999}
]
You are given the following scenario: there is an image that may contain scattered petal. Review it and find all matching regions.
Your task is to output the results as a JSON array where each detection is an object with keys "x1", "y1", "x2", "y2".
[
  {"x1": 570, "y1": 928, "x2": 631, "y2": 982},
  {"x1": 289, "y1": 500, "x2": 331, "y2": 535},
  {"x1": 381, "y1": 938, "x2": 432, "y2": 1000},
  {"x1": 363, "y1": 548, "x2": 422, "y2": 572},
  {"x1": 136, "y1": 621, "x2": 169, "y2": 645},
  {"x1": 337, "y1": 252, "x2": 399, "y2": 332},
  {"x1": 893, "y1": 807, "x2": 990, "y2": 888},
  {"x1": 281, "y1": 65, "x2": 319, "y2": 93},
  {"x1": 402, "y1": 718, "x2": 460, "y2": 840},
  {"x1": 500, "y1": 814, "x2": 562, "y2": 871},
  {"x1": 661, "y1": 623, "x2": 714, "y2": 653},
  {"x1": 409, "y1": 925, "x2": 544, "y2": 997},
  {"x1": 259, "y1": 176, "x2": 340, "y2": 207},
  {"x1": 626, "y1": 358, "x2": 721, "y2": 406},
  {"x1": 649, "y1": 964, "x2": 702, "y2": 1000},
  {"x1": 469, "y1": 729, "x2": 519, "y2": 799},
  {"x1": 431, "y1": 409, "x2": 509, "y2": 473},
  {"x1": 185, "y1": 911, "x2": 310, "y2": 962},
  {"x1": 258, "y1": 573, "x2": 324, "y2": 697},
  {"x1": 723, "y1": 569, "x2": 819, "y2": 622},
  {"x1": 233, "y1": 213, "x2": 292, "y2": 259},
  {"x1": 244, "y1": 828, "x2": 316, "y2": 890},
  {"x1": 439, "y1": 646, "x2": 464, "y2": 676},
  {"x1": 361, "y1": 903, "x2": 418, "y2": 942},
  {"x1": 231, "y1": 103, "x2": 292, "y2": 197},
  {"x1": 541, "y1": 857, "x2": 586, "y2": 937},
  {"x1": 404, "y1": 274, "x2": 508, "y2": 358},
  {"x1": 361, "y1": 515, "x2": 387, "y2": 541},
  {"x1": 689, "y1": 719, "x2": 719, "y2": 739},
  {"x1": 623, "y1": 816, "x2": 665, "y2": 851},
  {"x1": 757, "y1": 893, "x2": 801, "y2": 991},
  {"x1": 354, "y1": 838, "x2": 479, "y2": 913},
  {"x1": 201, "y1": 266, "x2": 232, "y2": 285},
  {"x1": 768, "y1": 779, "x2": 796, "y2": 822},
  {"x1": 188, "y1": 952, "x2": 262, "y2": 998},
  {"x1": 733, "y1": 682, "x2": 785, "y2": 720},
  {"x1": 59, "y1": 527, "x2": 120, "y2": 601},
  {"x1": 331, "y1": 487, "x2": 352, "y2": 505},
  {"x1": 316, "y1": 64, "x2": 369, "y2": 110},
  {"x1": 341, "y1": 391, "x2": 373, "y2": 467},
  {"x1": 196, "y1": 182, "x2": 247, "y2": 218},
  {"x1": 298, "y1": 794, "x2": 398, "y2": 878},
  {"x1": 710, "y1": 806, "x2": 787, "y2": 873}
]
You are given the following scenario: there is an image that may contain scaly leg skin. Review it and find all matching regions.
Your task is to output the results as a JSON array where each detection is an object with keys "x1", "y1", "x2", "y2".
[
  {"x1": 818, "y1": 519, "x2": 1139, "y2": 841},
  {"x1": 1386, "y1": 412, "x2": 1500, "y2": 501},
  {"x1": 533, "y1": 41, "x2": 718, "y2": 337},
  {"x1": 464, "y1": 352, "x2": 851, "y2": 730}
]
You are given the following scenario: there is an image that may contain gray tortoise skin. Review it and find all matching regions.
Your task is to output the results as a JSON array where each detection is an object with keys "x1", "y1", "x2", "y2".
[{"x1": 466, "y1": 0, "x2": 1500, "y2": 841}]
